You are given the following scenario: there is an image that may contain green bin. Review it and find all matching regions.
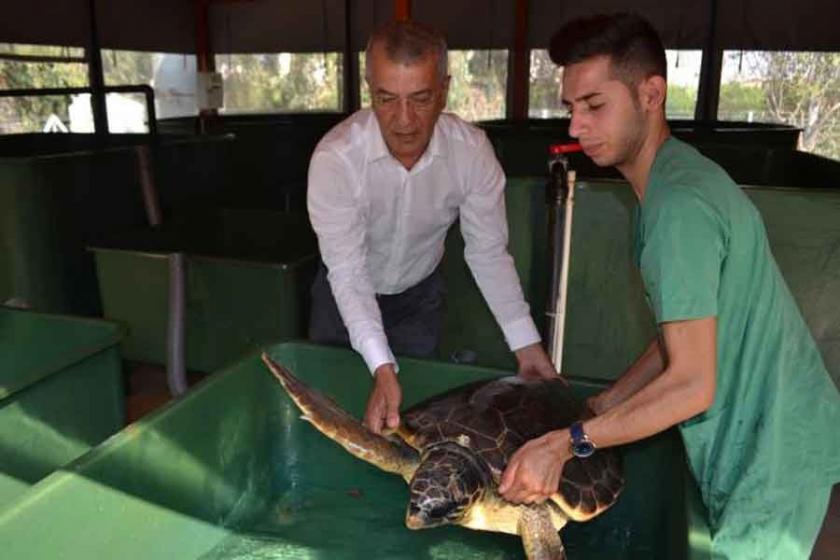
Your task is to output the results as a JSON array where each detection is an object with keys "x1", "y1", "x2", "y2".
[
  {"x1": 0, "y1": 342, "x2": 710, "y2": 559},
  {"x1": 90, "y1": 209, "x2": 318, "y2": 372},
  {"x1": 0, "y1": 307, "x2": 124, "y2": 506},
  {"x1": 0, "y1": 134, "x2": 233, "y2": 316}
]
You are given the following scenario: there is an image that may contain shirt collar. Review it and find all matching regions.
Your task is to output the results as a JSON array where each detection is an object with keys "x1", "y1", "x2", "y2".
[
  {"x1": 427, "y1": 119, "x2": 449, "y2": 159},
  {"x1": 366, "y1": 111, "x2": 391, "y2": 163}
]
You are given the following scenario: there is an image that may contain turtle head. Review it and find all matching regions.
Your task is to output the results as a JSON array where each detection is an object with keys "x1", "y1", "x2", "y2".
[{"x1": 405, "y1": 442, "x2": 488, "y2": 530}]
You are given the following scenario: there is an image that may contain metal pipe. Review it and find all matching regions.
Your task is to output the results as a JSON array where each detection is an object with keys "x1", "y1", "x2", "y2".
[
  {"x1": 544, "y1": 143, "x2": 581, "y2": 371},
  {"x1": 166, "y1": 252, "x2": 189, "y2": 396},
  {"x1": 134, "y1": 144, "x2": 162, "y2": 226},
  {"x1": 552, "y1": 170, "x2": 576, "y2": 368}
]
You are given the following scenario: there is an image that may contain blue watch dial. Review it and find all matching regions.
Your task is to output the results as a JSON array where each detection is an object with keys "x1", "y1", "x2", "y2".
[{"x1": 572, "y1": 440, "x2": 596, "y2": 458}]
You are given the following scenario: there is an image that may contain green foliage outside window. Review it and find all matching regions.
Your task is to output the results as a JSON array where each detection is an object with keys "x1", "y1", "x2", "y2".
[
  {"x1": 719, "y1": 51, "x2": 840, "y2": 160},
  {"x1": 218, "y1": 53, "x2": 343, "y2": 113},
  {"x1": 0, "y1": 44, "x2": 87, "y2": 133}
]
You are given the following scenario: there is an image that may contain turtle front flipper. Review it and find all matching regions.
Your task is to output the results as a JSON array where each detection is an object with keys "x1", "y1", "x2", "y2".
[
  {"x1": 262, "y1": 353, "x2": 420, "y2": 481},
  {"x1": 518, "y1": 505, "x2": 566, "y2": 560}
]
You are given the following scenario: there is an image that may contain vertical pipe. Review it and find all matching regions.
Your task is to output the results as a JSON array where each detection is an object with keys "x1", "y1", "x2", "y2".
[
  {"x1": 551, "y1": 170, "x2": 575, "y2": 370},
  {"x1": 167, "y1": 253, "x2": 189, "y2": 396},
  {"x1": 544, "y1": 144, "x2": 581, "y2": 370},
  {"x1": 509, "y1": 0, "x2": 530, "y2": 121},
  {"x1": 343, "y1": 0, "x2": 360, "y2": 113},
  {"x1": 135, "y1": 145, "x2": 162, "y2": 227},
  {"x1": 394, "y1": 0, "x2": 411, "y2": 21},
  {"x1": 545, "y1": 160, "x2": 566, "y2": 364},
  {"x1": 87, "y1": 0, "x2": 109, "y2": 135}
]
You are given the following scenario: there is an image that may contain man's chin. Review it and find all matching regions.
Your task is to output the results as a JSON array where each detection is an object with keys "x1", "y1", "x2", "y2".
[{"x1": 588, "y1": 154, "x2": 614, "y2": 167}]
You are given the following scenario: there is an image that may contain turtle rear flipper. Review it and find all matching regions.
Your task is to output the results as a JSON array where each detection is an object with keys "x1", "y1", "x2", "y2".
[
  {"x1": 262, "y1": 353, "x2": 420, "y2": 481},
  {"x1": 518, "y1": 505, "x2": 567, "y2": 560}
]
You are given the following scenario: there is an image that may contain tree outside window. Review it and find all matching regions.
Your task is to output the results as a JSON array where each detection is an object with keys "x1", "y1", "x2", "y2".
[{"x1": 719, "y1": 51, "x2": 840, "y2": 160}]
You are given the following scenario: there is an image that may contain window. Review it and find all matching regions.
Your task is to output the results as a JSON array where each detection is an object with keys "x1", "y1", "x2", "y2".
[
  {"x1": 528, "y1": 49, "x2": 562, "y2": 118},
  {"x1": 103, "y1": 50, "x2": 197, "y2": 128},
  {"x1": 216, "y1": 53, "x2": 343, "y2": 114},
  {"x1": 529, "y1": 49, "x2": 703, "y2": 120},
  {"x1": 0, "y1": 43, "x2": 88, "y2": 133},
  {"x1": 719, "y1": 50, "x2": 840, "y2": 160},
  {"x1": 664, "y1": 50, "x2": 702, "y2": 119},
  {"x1": 446, "y1": 50, "x2": 507, "y2": 121},
  {"x1": 359, "y1": 49, "x2": 508, "y2": 122}
]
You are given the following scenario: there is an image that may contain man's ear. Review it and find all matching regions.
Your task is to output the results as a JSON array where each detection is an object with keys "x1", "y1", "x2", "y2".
[{"x1": 638, "y1": 75, "x2": 667, "y2": 112}]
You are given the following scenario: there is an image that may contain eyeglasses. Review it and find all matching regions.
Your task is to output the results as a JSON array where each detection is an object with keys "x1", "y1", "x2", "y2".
[{"x1": 371, "y1": 89, "x2": 441, "y2": 112}]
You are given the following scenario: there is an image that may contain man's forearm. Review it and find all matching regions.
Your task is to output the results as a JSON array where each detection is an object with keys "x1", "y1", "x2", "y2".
[
  {"x1": 594, "y1": 337, "x2": 666, "y2": 413},
  {"x1": 584, "y1": 359, "x2": 714, "y2": 449},
  {"x1": 585, "y1": 317, "x2": 716, "y2": 449}
]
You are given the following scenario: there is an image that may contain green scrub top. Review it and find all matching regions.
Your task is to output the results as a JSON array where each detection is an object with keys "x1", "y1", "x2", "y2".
[{"x1": 634, "y1": 137, "x2": 840, "y2": 558}]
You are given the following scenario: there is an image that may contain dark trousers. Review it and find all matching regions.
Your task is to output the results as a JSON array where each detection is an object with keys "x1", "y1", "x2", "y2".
[{"x1": 308, "y1": 264, "x2": 444, "y2": 359}]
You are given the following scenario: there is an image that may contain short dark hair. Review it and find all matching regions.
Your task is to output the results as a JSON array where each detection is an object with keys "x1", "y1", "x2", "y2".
[
  {"x1": 366, "y1": 20, "x2": 448, "y2": 81},
  {"x1": 549, "y1": 13, "x2": 667, "y2": 85}
]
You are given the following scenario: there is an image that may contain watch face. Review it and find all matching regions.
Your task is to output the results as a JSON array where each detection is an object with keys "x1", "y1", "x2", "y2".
[{"x1": 573, "y1": 441, "x2": 596, "y2": 458}]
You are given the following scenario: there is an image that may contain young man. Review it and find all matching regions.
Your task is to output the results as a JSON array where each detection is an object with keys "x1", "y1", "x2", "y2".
[
  {"x1": 498, "y1": 13, "x2": 840, "y2": 559},
  {"x1": 307, "y1": 20, "x2": 557, "y2": 435}
]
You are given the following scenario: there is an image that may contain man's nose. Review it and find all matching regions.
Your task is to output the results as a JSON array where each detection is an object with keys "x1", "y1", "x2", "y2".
[
  {"x1": 568, "y1": 112, "x2": 584, "y2": 138},
  {"x1": 397, "y1": 98, "x2": 416, "y2": 126}
]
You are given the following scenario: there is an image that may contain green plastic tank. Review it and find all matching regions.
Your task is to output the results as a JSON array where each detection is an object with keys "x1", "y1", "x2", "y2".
[
  {"x1": 0, "y1": 343, "x2": 710, "y2": 559},
  {"x1": 0, "y1": 307, "x2": 124, "y2": 505},
  {"x1": 90, "y1": 209, "x2": 318, "y2": 372}
]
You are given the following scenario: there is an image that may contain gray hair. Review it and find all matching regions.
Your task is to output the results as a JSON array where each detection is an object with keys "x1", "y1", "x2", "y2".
[{"x1": 365, "y1": 20, "x2": 449, "y2": 82}]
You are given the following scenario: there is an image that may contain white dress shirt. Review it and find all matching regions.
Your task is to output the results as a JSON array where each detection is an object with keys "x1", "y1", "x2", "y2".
[{"x1": 307, "y1": 109, "x2": 540, "y2": 373}]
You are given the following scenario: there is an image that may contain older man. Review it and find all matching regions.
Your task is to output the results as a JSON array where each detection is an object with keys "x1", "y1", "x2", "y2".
[{"x1": 307, "y1": 20, "x2": 557, "y2": 434}]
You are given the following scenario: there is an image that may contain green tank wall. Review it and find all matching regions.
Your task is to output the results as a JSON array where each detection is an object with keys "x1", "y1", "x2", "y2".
[
  {"x1": 0, "y1": 342, "x2": 710, "y2": 560},
  {"x1": 440, "y1": 178, "x2": 840, "y2": 390},
  {"x1": 90, "y1": 209, "x2": 318, "y2": 372},
  {"x1": 0, "y1": 308, "x2": 124, "y2": 505},
  {"x1": 0, "y1": 135, "x2": 233, "y2": 315}
]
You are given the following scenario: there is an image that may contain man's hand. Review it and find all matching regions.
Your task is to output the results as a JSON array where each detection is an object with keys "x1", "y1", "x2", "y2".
[
  {"x1": 364, "y1": 363, "x2": 402, "y2": 434},
  {"x1": 498, "y1": 430, "x2": 570, "y2": 504},
  {"x1": 514, "y1": 343, "x2": 563, "y2": 381}
]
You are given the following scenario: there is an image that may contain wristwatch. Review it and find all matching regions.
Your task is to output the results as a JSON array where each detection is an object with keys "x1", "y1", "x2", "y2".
[{"x1": 569, "y1": 421, "x2": 596, "y2": 458}]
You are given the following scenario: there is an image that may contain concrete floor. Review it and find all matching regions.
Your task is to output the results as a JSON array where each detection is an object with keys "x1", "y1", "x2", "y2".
[{"x1": 125, "y1": 362, "x2": 839, "y2": 558}]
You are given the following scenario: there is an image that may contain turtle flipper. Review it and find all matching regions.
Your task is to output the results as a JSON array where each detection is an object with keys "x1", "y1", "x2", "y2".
[
  {"x1": 518, "y1": 505, "x2": 566, "y2": 560},
  {"x1": 262, "y1": 353, "x2": 420, "y2": 481}
]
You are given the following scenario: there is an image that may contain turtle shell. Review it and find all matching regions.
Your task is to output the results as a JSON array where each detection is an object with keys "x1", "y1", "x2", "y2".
[{"x1": 398, "y1": 376, "x2": 623, "y2": 520}]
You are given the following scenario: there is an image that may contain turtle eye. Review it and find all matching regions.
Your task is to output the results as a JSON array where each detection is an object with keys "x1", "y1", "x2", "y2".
[{"x1": 429, "y1": 502, "x2": 456, "y2": 520}]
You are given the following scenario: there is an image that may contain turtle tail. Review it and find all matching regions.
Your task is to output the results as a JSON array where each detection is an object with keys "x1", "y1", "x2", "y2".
[{"x1": 262, "y1": 353, "x2": 420, "y2": 481}]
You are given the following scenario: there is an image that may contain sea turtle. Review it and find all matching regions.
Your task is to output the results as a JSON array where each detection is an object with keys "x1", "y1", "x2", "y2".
[{"x1": 262, "y1": 354, "x2": 624, "y2": 560}]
